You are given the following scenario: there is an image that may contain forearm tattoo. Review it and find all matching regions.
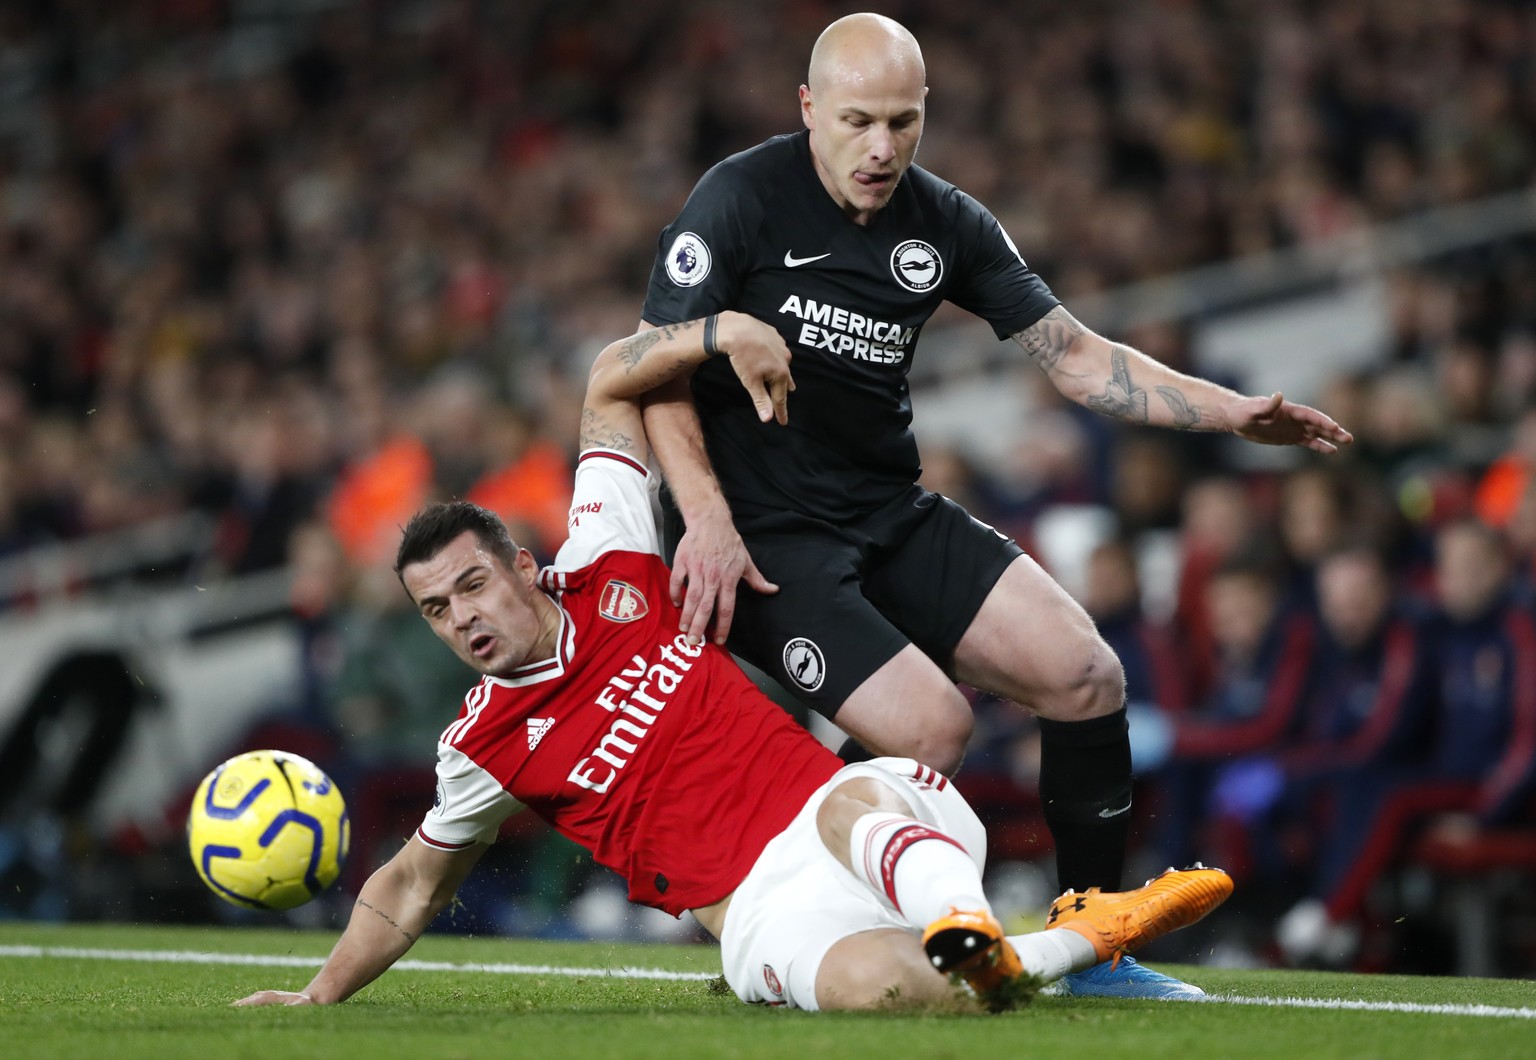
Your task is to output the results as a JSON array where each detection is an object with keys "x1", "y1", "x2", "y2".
[
  {"x1": 1084, "y1": 348, "x2": 1149, "y2": 423},
  {"x1": 357, "y1": 899, "x2": 416, "y2": 943},
  {"x1": 1012, "y1": 305, "x2": 1087, "y2": 372},
  {"x1": 580, "y1": 405, "x2": 635, "y2": 452},
  {"x1": 617, "y1": 319, "x2": 704, "y2": 372},
  {"x1": 615, "y1": 330, "x2": 662, "y2": 370},
  {"x1": 1155, "y1": 385, "x2": 1202, "y2": 428}
]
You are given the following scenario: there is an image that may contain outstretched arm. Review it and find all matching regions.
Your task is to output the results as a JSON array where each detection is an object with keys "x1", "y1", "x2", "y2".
[
  {"x1": 234, "y1": 837, "x2": 484, "y2": 1006},
  {"x1": 1014, "y1": 306, "x2": 1354, "y2": 453}
]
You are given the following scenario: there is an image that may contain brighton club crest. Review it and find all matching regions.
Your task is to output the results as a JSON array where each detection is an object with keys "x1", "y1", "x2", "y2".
[
  {"x1": 890, "y1": 238, "x2": 942, "y2": 293},
  {"x1": 599, "y1": 580, "x2": 649, "y2": 623},
  {"x1": 782, "y1": 637, "x2": 826, "y2": 692}
]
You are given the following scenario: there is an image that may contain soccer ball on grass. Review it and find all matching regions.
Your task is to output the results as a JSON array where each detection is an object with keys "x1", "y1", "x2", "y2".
[{"x1": 188, "y1": 749, "x2": 350, "y2": 910}]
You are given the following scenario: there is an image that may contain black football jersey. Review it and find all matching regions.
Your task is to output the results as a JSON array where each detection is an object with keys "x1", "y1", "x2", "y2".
[{"x1": 643, "y1": 130, "x2": 1059, "y2": 522}]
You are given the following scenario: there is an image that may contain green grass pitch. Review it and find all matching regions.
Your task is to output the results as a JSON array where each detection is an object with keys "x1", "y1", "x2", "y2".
[{"x1": 2, "y1": 922, "x2": 1532, "y2": 1059}]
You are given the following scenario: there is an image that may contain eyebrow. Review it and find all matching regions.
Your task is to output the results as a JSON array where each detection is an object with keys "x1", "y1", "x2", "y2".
[
  {"x1": 415, "y1": 564, "x2": 490, "y2": 611},
  {"x1": 840, "y1": 105, "x2": 922, "y2": 121}
]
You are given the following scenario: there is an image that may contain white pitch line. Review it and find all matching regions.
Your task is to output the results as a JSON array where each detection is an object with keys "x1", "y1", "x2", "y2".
[
  {"x1": 0, "y1": 944, "x2": 717, "y2": 981},
  {"x1": 5, "y1": 945, "x2": 1536, "y2": 1019},
  {"x1": 1196, "y1": 992, "x2": 1536, "y2": 1020}
]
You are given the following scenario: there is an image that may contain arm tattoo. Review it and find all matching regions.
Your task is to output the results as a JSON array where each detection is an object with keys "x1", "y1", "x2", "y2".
[
  {"x1": 617, "y1": 320, "x2": 703, "y2": 371},
  {"x1": 1155, "y1": 385, "x2": 1202, "y2": 429},
  {"x1": 615, "y1": 330, "x2": 662, "y2": 371},
  {"x1": 1012, "y1": 306, "x2": 1087, "y2": 372},
  {"x1": 579, "y1": 406, "x2": 634, "y2": 452},
  {"x1": 357, "y1": 899, "x2": 416, "y2": 943},
  {"x1": 1084, "y1": 348, "x2": 1149, "y2": 423},
  {"x1": 657, "y1": 319, "x2": 700, "y2": 339}
]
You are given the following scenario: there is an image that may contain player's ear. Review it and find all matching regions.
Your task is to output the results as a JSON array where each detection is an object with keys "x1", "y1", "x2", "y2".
[
  {"x1": 513, "y1": 547, "x2": 540, "y2": 585},
  {"x1": 799, "y1": 84, "x2": 815, "y2": 130}
]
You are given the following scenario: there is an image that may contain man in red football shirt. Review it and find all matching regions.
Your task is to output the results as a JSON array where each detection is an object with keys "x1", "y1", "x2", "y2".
[{"x1": 236, "y1": 313, "x2": 1229, "y2": 1011}]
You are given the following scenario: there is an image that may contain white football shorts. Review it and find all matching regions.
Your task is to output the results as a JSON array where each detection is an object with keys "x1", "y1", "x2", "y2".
[{"x1": 717, "y1": 756, "x2": 987, "y2": 1010}]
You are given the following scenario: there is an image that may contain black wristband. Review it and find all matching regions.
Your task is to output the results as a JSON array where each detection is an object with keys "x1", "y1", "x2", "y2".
[{"x1": 703, "y1": 314, "x2": 721, "y2": 358}]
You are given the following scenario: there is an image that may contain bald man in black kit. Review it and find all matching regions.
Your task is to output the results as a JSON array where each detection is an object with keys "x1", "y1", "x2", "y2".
[{"x1": 639, "y1": 12, "x2": 1351, "y2": 999}]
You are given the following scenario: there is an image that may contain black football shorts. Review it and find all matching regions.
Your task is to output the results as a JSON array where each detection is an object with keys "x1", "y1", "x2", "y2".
[{"x1": 664, "y1": 485, "x2": 1024, "y2": 718}]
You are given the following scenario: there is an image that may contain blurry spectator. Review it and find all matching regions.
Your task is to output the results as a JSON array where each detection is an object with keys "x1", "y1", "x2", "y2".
[
  {"x1": 324, "y1": 426, "x2": 434, "y2": 569},
  {"x1": 1475, "y1": 406, "x2": 1536, "y2": 530},
  {"x1": 325, "y1": 373, "x2": 572, "y2": 569},
  {"x1": 1435, "y1": 336, "x2": 1507, "y2": 467},
  {"x1": 203, "y1": 384, "x2": 336, "y2": 574},
  {"x1": 1172, "y1": 475, "x2": 1261, "y2": 703},
  {"x1": 1275, "y1": 465, "x2": 1355, "y2": 611},
  {"x1": 1109, "y1": 435, "x2": 1188, "y2": 536},
  {"x1": 287, "y1": 519, "x2": 352, "y2": 736},
  {"x1": 1277, "y1": 519, "x2": 1536, "y2": 966},
  {"x1": 1492, "y1": 329, "x2": 1536, "y2": 418},
  {"x1": 1428, "y1": 521, "x2": 1536, "y2": 824},
  {"x1": 1354, "y1": 368, "x2": 1448, "y2": 485},
  {"x1": 1313, "y1": 373, "x2": 1374, "y2": 465},
  {"x1": 1283, "y1": 543, "x2": 1436, "y2": 776},
  {"x1": 981, "y1": 404, "x2": 1101, "y2": 535},
  {"x1": 1148, "y1": 549, "x2": 1316, "y2": 870},
  {"x1": 1215, "y1": 543, "x2": 1436, "y2": 915},
  {"x1": 1081, "y1": 538, "x2": 1189, "y2": 714},
  {"x1": 462, "y1": 402, "x2": 574, "y2": 562}
]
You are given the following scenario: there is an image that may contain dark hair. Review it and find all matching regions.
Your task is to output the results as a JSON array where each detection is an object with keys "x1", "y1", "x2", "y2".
[
  {"x1": 394, "y1": 501, "x2": 519, "y2": 580},
  {"x1": 1212, "y1": 538, "x2": 1284, "y2": 587}
]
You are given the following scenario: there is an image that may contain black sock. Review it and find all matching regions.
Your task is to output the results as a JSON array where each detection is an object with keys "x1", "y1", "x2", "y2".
[
  {"x1": 837, "y1": 737, "x2": 875, "y2": 764},
  {"x1": 1038, "y1": 706, "x2": 1132, "y2": 893}
]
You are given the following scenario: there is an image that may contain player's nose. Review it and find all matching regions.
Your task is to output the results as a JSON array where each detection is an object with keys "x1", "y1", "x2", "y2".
[
  {"x1": 867, "y1": 124, "x2": 896, "y2": 162},
  {"x1": 448, "y1": 595, "x2": 478, "y2": 628}
]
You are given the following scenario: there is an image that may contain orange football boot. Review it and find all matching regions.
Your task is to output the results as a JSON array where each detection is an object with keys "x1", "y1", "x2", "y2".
[{"x1": 1046, "y1": 865, "x2": 1234, "y2": 966}]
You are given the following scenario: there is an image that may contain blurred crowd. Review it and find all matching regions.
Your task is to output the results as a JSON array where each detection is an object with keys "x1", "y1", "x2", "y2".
[{"x1": 2, "y1": 0, "x2": 1536, "y2": 969}]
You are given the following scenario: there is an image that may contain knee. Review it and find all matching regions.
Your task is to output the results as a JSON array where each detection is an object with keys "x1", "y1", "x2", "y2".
[
  {"x1": 843, "y1": 684, "x2": 974, "y2": 775},
  {"x1": 905, "y1": 707, "x2": 973, "y2": 775},
  {"x1": 1039, "y1": 639, "x2": 1125, "y2": 722},
  {"x1": 876, "y1": 704, "x2": 971, "y2": 776},
  {"x1": 815, "y1": 778, "x2": 914, "y2": 854}
]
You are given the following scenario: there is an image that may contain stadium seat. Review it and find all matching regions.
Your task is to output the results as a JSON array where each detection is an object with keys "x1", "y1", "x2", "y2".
[{"x1": 1409, "y1": 828, "x2": 1536, "y2": 977}]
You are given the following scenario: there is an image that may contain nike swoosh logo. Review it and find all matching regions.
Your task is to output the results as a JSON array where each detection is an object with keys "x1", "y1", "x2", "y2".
[
  {"x1": 783, "y1": 250, "x2": 831, "y2": 268},
  {"x1": 1098, "y1": 800, "x2": 1133, "y2": 818}
]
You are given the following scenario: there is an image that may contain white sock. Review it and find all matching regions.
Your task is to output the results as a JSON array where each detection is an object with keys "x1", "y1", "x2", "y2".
[
  {"x1": 1008, "y1": 929, "x2": 1100, "y2": 980},
  {"x1": 845, "y1": 811, "x2": 987, "y2": 926}
]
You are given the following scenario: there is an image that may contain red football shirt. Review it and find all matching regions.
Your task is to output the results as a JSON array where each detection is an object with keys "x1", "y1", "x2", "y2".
[{"x1": 417, "y1": 449, "x2": 843, "y2": 916}]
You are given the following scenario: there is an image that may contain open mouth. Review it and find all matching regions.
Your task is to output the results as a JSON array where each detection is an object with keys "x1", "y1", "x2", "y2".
[{"x1": 469, "y1": 633, "x2": 496, "y2": 658}]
